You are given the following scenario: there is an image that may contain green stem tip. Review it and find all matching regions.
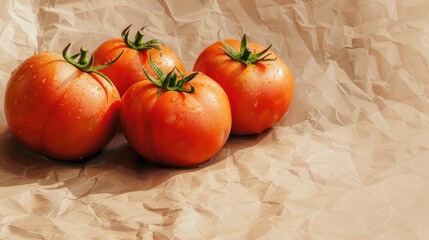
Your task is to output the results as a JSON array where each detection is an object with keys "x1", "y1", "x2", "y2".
[{"x1": 218, "y1": 32, "x2": 277, "y2": 65}]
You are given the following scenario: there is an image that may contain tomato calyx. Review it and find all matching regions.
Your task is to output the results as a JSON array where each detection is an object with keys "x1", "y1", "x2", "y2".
[
  {"x1": 218, "y1": 33, "x2": 277, "y2": 65},
  {"x1": 121, "y1": 25, "x2": 164, "y2": 51},
  {"x1": 140, "y1": 56, "x2": 197, "y2": 94},
  {"x1": 63, "y1": 43, "x2": 123, "y2": 85}
]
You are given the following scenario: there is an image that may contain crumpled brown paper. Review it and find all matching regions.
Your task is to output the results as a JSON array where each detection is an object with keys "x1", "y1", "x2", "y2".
[{"x1": 1, "y1": 0, "x2": 429, "y2": 239}]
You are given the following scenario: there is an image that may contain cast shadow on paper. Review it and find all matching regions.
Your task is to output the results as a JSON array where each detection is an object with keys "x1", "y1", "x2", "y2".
[
  {"x1": 0, "y1": 130, "x2": 177, "y2": 193},
  {"x1": 0, "y1": 124, "x2": 278, "y2": 199}
]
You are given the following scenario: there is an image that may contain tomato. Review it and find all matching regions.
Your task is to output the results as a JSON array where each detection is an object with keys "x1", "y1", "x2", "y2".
[
  {"x1": 4, "y1": 44, "x2": 121, "y2": 160},
  {"x1": 120, "y1": 58, "x2": 232, "y2": 167},
  {"x1": 193, "y1": 34, "x2": 294, "y2": 135},
  {"x1": 93, "y1": 25, "x2": 186, "y2": 96}
]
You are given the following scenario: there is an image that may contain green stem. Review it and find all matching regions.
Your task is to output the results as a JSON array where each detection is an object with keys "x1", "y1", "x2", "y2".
[
  {"x1": 140, "y1": 55, "x2": 196, "y2": 93},
  {"x1": 241, "y1": 47, "x2": 253, "y2": 62},
  {"x1": 62, "y1": 43, "x2": 123, "y2": 86},
  {"x1": 134, "y1": 30, "x2": 145, "y2": 48},
  {"x1": 218, "y1": 33, "x2": 277, "y2": 65},
  {"x1": 121, "y1": 25, "x2": 163, "y2": 51},
  {"x1": 77, "y1": 47, "x2": 89, "y2": 65}
]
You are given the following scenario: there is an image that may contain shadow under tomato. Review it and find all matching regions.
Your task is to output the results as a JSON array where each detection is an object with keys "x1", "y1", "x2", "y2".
[
  {"x1": 0, "y1": 124, "x2": 274, "y2": 199},
  {"x1": 136, "y1": 149, "x2": 220, "y2": 170},
  {"x1": 0, "y1": 130, "x2": 67, "y2": 186},
  {"x1": 0, "y1": 129, "x2": 221, "y2": 198}
]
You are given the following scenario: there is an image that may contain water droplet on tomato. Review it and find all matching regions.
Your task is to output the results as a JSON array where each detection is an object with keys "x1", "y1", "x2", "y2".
[
  {"x1": 165, "y1": 115, "x2": 176, "y2": 124},
  {"x1": 170, "y1": 96, "x2": 177, "y2": 103},
  {"x1": 14, "y1": 99, "x2": 18, "y2": 106},
  {"x1": 23, "y1": 94, "x2": 28, "y2": 100},
  {"x1": 32, "y1": 75, "x2": 36, "y2": 79},
  {"x1": 30, "y1": 64, "x2": 34, "y2": 68},
  {"x1": 42, "y1": 78, "x2": 46, "y2": 84}
]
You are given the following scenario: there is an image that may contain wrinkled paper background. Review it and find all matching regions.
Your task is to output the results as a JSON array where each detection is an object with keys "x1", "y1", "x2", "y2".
[{"x1": 1, "y1": 0, "x2": 429, "y2": 239}]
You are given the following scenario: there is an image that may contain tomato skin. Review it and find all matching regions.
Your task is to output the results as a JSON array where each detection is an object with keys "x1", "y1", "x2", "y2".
[
  {"x1": 193, "y1": 39, "x2": 294, "y2": 135},
  {"x1": 120, "y1": 73, "x2": 232, "y2": 167},
  {"x1": 4, "y1": 52, "x2": 120, "y2": 160},
  {"x1": 93, "y1": 38, "x2": 186, "y2": 96}
]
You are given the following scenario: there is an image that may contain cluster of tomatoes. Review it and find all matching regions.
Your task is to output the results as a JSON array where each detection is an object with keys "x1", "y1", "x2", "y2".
[{"x1": 4, "y1": 25, "x2": 294, "y2": 168}]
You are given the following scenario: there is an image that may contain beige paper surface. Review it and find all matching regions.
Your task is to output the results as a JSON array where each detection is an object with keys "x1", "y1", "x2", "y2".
[{"x1": 1, "y1": 0, "x2": 429, "y2": 239}]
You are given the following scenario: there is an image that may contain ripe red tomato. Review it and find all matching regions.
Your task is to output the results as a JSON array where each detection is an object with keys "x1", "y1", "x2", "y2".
[
  {"x1": 93, "y1": 25, "x2": 186, "y2": 96},
  {"x1": 4, "y1": 44, "x2": 121, "y2": 160},
  {"x1": 120, "y1": 59, "x2": 232, "y2": 167},
  {"x1": 193, "y1": 34, "x2": 294, "y2": 135}
]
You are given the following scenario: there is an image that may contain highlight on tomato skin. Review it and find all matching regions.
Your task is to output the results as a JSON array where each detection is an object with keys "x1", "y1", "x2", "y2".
[
  {"x1": 120, "y1": 58, "x2": 232, "y2": 168},
  {"x1": 193, "y1": 34, "x2": 294, "y2": 135},
  {"x1": 3, "y1": 44, "x2": 122, "y2": 161},
  {"x1": 93, "y1": 25, "x2": 186, "y2": 96}
]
